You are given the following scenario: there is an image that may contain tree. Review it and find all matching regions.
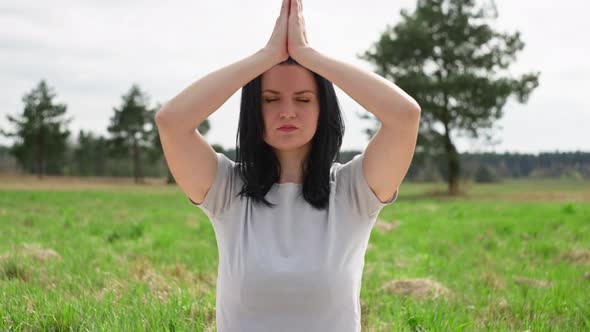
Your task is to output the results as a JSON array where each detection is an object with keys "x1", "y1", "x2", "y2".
[
  {"x1": 358, "y1": 0, "x2": 540, "y2": 194},
  {"x1": 0, "y1": 79, "x2": 72, "y2": 178},
  {"x1": 74, "y1": 129, "x2": 108, "y2": 176},
  {"x1": 107, "y1": 84, "x2": 156, "y2": 184}
]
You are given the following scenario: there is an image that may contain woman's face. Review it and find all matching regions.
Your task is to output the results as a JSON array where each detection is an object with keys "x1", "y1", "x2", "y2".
[{"x1": 261, "y1": 64, "x2": 319, "y2": 153}]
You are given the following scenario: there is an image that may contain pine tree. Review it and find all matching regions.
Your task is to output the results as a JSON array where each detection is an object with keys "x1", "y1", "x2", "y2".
[
  {"x1": 0, "y1": 79, "x2": 72, "y2": 178},
  {"x1": 107, "y1": 84, "x2": 156, "y2": 184}
]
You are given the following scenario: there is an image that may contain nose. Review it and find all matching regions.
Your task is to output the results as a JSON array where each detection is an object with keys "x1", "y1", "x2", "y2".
[{"x1": 279, "y1": 104, "x2": 297, "y2": 119}]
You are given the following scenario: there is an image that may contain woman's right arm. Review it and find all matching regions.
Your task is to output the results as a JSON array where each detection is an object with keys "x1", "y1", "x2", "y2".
[
  {"x1": 154, "y1": 48, "x2": 280, "y2": 205},
  {"x1": 155, "y1": 48, "x2": 279, "y2": 131},
  {"x1": 155, "y1": 0, "x2": 289, "y2": 205}
]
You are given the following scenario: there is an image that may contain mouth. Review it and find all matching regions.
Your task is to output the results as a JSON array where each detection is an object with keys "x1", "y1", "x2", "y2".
[{"x1": 277, "y1": 126, "x2": 298, "y2": 132}]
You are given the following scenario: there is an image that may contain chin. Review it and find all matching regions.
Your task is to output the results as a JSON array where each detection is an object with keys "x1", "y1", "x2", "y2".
[
  {"x1": 272, "y1": 144, "x2": 304, "y2": 152},
  {"x1": 271, "y1": 139, "x2": 313, "y2": 152}
]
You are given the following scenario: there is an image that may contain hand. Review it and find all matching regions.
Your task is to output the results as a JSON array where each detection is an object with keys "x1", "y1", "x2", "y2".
[
  {"x1": 264, "y1": 0, "x2": 290, "y2": 64},
  {"x1": 287, "y1": 0, "x2": 311, "y2": 61}
]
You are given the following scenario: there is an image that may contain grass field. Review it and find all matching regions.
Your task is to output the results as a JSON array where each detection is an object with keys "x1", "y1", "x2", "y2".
[{"x1": 0, "y1": 176, "x2": 589, "y2": 331}]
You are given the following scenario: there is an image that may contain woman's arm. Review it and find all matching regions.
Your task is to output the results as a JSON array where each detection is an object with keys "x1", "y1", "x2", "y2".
[
  {"x1": 155, "y1": 48, "x2": 280, "y2": 132},
  {"x1": 287, "y1": 0, "x2": 422, "y2": 203},
  {"x1": 294, "y1": 47, "x2": 421, "y2": 125},
  {"x1": 296, "y1": 47, "x2": 421, "y2": 204},
  {"x1": 287, "y1": 0, "x2": 419, "y2": 123},
  {"x1": 154, "y1": 0, "x2": 290, "y2": 206},
  {"x1": 297, "y1": 47, "x2": 421, "y2": 204},
  {"x1": 157, "y1": 0, "x2": 290, "y2": 131}
]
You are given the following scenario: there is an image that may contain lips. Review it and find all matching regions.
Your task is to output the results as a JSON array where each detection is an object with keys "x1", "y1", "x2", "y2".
[{"x1": 277, "y1": 125, "x2": 298, "y2": 129}]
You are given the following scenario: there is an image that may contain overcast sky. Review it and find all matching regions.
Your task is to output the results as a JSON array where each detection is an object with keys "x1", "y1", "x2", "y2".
[{"x1": 1, "y1": 0, "x2": 588, "y2": 154}]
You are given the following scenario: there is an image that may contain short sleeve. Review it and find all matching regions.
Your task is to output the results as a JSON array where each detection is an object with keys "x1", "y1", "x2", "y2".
[
  {"x1": 333, "y1": 151, "x2": 398, "y2": 217},
  {"x1": 188, "y1": 152, "x2": 240, "y2": 219}
]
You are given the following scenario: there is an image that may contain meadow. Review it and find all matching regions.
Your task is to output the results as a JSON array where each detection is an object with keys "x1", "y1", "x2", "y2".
[{"x1": 0, "y1": 175, "x2": 589, "y2": 331}]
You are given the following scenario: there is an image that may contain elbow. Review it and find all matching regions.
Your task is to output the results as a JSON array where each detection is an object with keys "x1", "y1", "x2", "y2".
[
  {"x1": 406, "y1": 103, "x2": 422, "y2": 123},
  {"x1": 412, "y1": 105, "x2": 421, "y2": 120},
  {"x1": 154, "y1": 106, "x2": 171, "y2": 127},
  {"x1": 154, "y1": 111, "x2": 165, "y2": 127},
  {"x1": 410, "y1": 99, "x2": 421, "y2": 114},
  {"x1": 411, "y1": 104, "x2": 421, "y2": 123},
  {"x1": 154, "y1": 109, "x2": 165, "y2": 122},
  {"x1": 403, "y1": 102, "x2": 421, "y2": 120}
]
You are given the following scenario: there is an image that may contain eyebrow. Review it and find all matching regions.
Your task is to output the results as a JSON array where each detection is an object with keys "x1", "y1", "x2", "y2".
[{"x1": 262, "y1": 89, "x2": 316, "y2": 95}]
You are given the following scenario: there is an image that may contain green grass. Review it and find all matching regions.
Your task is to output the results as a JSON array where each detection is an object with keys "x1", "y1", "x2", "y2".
[{"x1": 1, "y1": 179, "x2": 589, "y2": 331}]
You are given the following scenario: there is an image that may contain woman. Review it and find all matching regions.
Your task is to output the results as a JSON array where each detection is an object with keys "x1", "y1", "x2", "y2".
[{"x1": 155, "y1": 0, "x2": 421, "y2": 330}]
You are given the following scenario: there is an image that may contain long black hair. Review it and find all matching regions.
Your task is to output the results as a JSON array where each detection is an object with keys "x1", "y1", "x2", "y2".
[{"x1": 234, "y1": 56, "x2": 345, "y2": 210}]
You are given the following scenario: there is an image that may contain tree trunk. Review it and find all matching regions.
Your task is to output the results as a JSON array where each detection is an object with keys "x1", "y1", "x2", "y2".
[
  {"x1": 36, "y1": 134, "x2": 43, "y2": 180},
  {"x1": 443, "y1": 131, "x2": 460, "y2": 195},
  {"x1": 440, "y1": 87, "x2": 460, "y2": 195},
  {"x1": 36, "y1": 156, "x2": 42, "y2": 180},
  {"x1": 132, "y1": 138, "x2": 144, "y2": 184}
]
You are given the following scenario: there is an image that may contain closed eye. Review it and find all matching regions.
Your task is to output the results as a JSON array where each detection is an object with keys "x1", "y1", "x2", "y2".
[{"x1": 264, "y1": 99, "x2": 310, "y2": 103}]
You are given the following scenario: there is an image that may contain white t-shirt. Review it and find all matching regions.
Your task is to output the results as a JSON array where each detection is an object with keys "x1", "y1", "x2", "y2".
[{"x1": 189, "y1": 151, "x2": 398, "y2": 332}]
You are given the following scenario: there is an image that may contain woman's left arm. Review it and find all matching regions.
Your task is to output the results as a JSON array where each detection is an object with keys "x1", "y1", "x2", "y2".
[
  {"x1": 288, "y1": 0, "x2": 421, "y2": 202},
  {"x1": 288, "y1": 0, "x2": 421, "y2": 124},
  {"x1": 295, "y1": 47, "x2": 421, "y2": 125},
  {"x1": 297, "y1": 48, "x2": 421, "y2": 203},
  {"x1": 298, "y1": 48, "x2": 421, "y2": 202}
]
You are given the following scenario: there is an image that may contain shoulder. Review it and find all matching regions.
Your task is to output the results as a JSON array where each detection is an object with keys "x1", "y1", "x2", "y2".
[{"x1": 330, "y1": 154, "x2": 361, "y2": 179}]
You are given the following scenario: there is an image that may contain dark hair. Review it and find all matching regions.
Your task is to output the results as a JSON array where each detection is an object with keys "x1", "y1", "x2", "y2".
[{"x1": 234, "y1": 56, "x2": 345, "y2": 210}]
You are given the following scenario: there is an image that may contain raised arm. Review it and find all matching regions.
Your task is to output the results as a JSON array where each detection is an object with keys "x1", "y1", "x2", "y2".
[
  {"x1": 155, "y1": 48, "x2": 280, "y2": 132},
  {"x1": 155, "y1": 0, "x2": 290, "y2": 205},
  {"x1": 288, "y1": 0, "x2": 421, "y2": 204}
]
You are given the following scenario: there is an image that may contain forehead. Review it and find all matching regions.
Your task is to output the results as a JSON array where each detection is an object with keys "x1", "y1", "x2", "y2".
[{"x1": 261, "y1": 65, "x2": 317, "y2": 93}]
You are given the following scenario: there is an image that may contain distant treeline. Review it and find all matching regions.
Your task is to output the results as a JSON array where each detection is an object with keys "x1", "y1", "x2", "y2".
[{"x1": 1, "y1": 143, "x2": 588, "y2": 183}]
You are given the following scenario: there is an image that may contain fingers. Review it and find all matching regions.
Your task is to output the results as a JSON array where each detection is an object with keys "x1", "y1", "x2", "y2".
[
  {"x1": 282, "y1": 0, "x2": 288, "y2": 16},
  {"x1": 290, "y1": 0, "x2": 300, "y2": 16}
]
